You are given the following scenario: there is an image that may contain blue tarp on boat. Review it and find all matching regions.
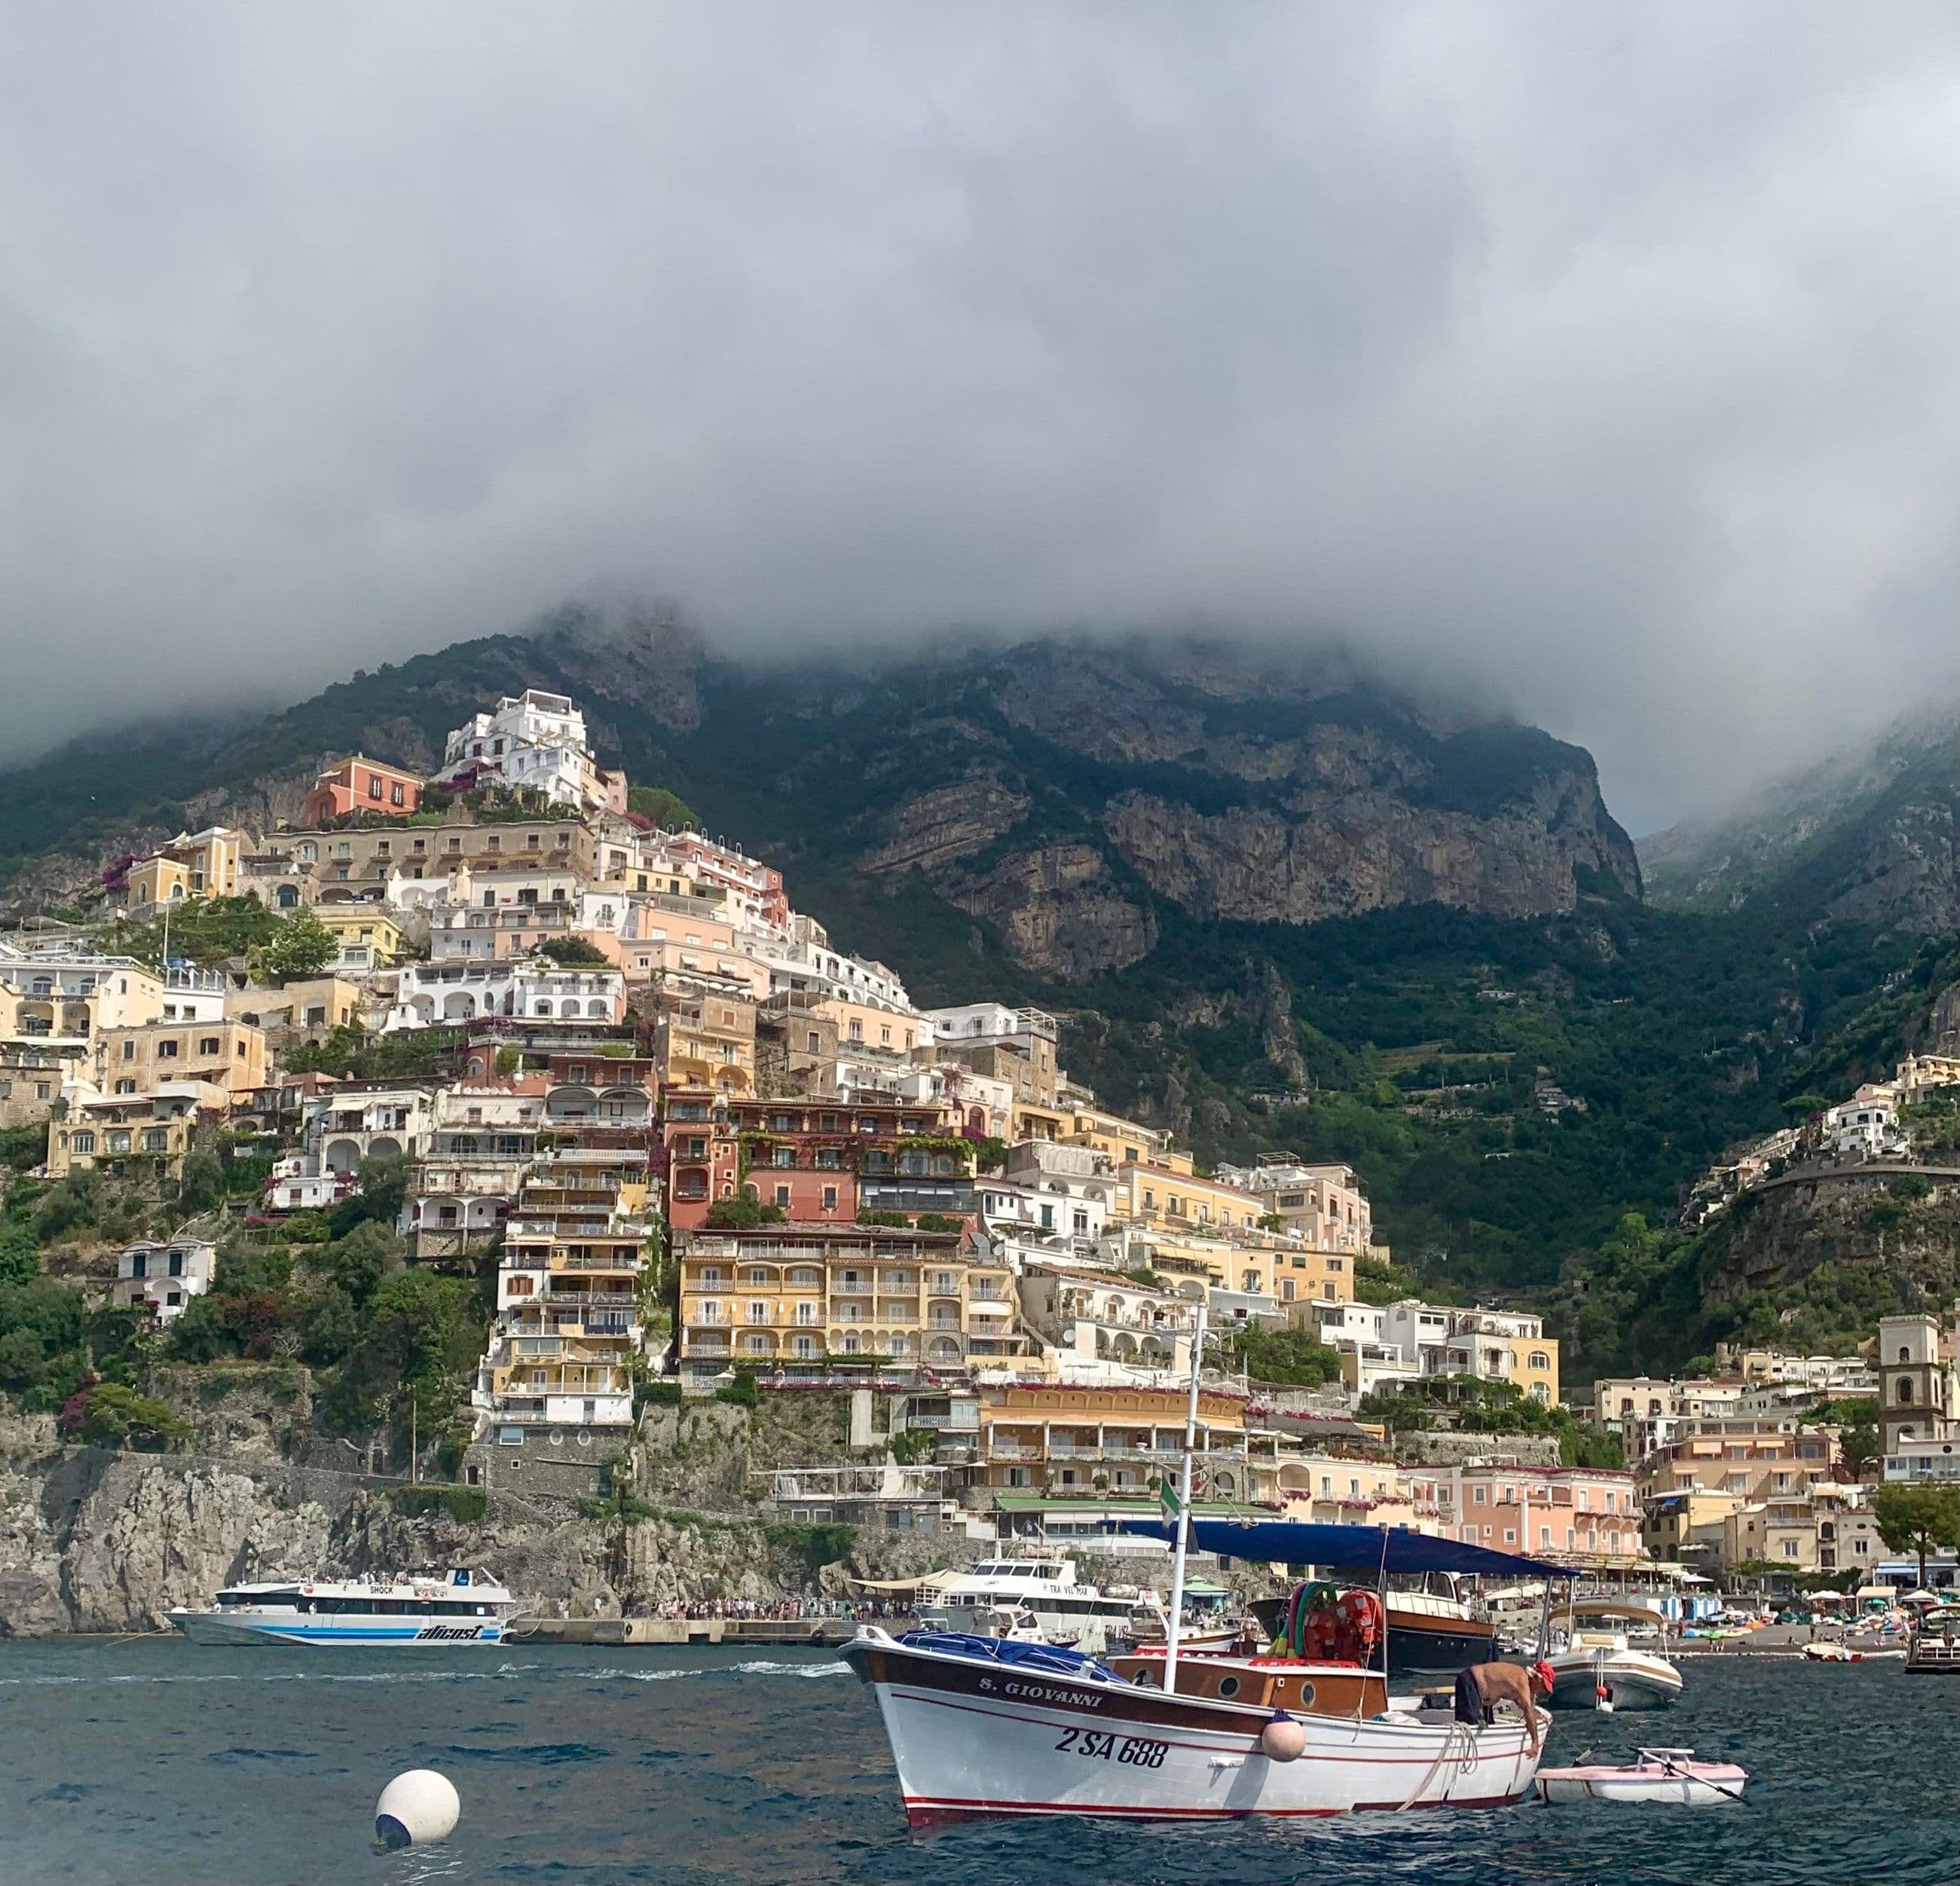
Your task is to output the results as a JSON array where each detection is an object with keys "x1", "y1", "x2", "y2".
[{"x1": 1107, "y1": 1517, "x2": 1578, "y2": 1579}]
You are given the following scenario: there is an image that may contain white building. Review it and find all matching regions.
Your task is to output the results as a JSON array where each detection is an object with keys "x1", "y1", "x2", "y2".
[
  {"x1": 112, "y1": 1237, "x2": 216, "y2": 1322},
  {"x1": 1824, "y1": 1087, "x2": 1906, "y2": 1159},
  {"x1": 436, "y1": 689, "x2": 621, "y2": 813},
  {"x1": 263, "y1": 1153, "x2": 357, "y2": 1214},
  {"x1": 304, "y1": 1084, "x2": 441, "y2": 1171},
  {"x1": 1015, "y1": 1259, "x2": 1196, "y2": 1384},
  {"x1": 381, "y1": 960, "x2": 625, "y2": 1031},
  {"x1": 1885, "y1": 1435, "x2": 1960, "y2": 1484}
]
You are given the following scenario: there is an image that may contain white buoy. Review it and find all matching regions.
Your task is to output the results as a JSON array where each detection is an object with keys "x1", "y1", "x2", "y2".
[
  {"x1": 1260, "y1": 1711, "x2": 1307, "y2": 1762},
  {"x1": 375, "y1": 1770, "x2": 460, "y2": 1849}
]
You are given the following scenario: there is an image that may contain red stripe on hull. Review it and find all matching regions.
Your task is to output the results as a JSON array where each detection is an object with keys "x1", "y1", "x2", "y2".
[{"x1": 903, "y1": 1790, "x2": 1531, "y2": 1828}]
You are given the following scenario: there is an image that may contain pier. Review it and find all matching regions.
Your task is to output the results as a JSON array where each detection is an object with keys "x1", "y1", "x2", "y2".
[{"x1": 503, "y1": 1615, "x2": 861, "y2": 1647}]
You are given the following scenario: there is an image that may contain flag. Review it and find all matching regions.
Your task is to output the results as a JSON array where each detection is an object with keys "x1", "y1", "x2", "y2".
[{"x1": 1154, "y1": 1473, "x2": 1182, "y2": 1523}]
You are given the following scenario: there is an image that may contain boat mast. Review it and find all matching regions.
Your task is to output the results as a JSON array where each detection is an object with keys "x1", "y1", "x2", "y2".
[{"x1": 1163, "y1": 1301, "x2": 1206, "y2": 1698}]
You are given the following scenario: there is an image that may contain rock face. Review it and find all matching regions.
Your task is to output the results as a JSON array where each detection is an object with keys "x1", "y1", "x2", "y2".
[
  {"x1": 1699, "y1": 1168, "x2": 1960, "y2": 1319},
  {"x1": 1643, "y1": 702, "x2": 1960, "y2": 931},
  {"x1": 726, "y1": 638, "x2": 1639, "y2": 980},
  {"x1": 0, "y1": 1389, "x2": 957, "y2": 1637}
]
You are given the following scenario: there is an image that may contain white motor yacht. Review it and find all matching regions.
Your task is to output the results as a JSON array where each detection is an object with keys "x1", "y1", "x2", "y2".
[{"x1": 928, "y1": 1552, "x2": 1154, "y2": 1653}]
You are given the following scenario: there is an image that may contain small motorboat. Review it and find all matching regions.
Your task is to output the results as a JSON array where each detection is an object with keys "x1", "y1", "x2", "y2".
[
  {"x1": 1803, "y1": 1641, "x2": 1904, "y2": 1663},
  {"x1": 1542, "y1": 1603, "x2": 1683, "y2": 1710},
  {"x1": 1537, "y1": 1747, "x2": 1747, "y2": 1805}
]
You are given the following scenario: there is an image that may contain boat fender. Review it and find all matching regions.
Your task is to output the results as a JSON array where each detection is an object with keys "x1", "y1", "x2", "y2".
[
  {"x1": 1260, "y1": 1711, "x2": 1306, "y2": 1762},
  {"x1": 374, "y1": 1771, "x2": 460, "y2": 1850}
]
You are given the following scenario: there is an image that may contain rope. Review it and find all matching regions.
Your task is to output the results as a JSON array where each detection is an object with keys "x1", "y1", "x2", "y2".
[{"x1": 1396, "y1": 1719, "x2": 1475, "y2": 1812}]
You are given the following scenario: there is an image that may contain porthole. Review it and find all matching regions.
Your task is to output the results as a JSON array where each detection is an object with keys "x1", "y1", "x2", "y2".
[
  {"x1": 1296, "y1": 1683, "x2": 1316, "y2": 1709},
  {"x1": 1217, "y1": 1675, "x2": 1240, "y2": 1698},
  {"x1": 576, "y1": 1431, "x2": 592, "y2": 1447},
  {"x1": 549, "y1": 1428, "x2": 565, "y2": 1447}
]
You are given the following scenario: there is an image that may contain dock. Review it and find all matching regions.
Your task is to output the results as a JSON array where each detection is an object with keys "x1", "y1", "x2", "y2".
[{"x1": 503, "y1": 1615, "x2": 861, "y2": 1647}]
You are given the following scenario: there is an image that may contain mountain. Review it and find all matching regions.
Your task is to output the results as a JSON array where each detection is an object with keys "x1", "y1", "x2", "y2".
[
  {"x1": 1641, "y1": 704, "x2": 1960, "y2": 932},
  {"x1": 0, "y1": 610, "x2": 1640, "y2": 976},
  {"x1": 5, "y1": 604, "x2": 1954, "y2": 1374}
]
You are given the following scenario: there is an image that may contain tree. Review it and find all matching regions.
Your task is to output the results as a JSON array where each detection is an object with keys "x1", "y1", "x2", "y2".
[
  {"x1": 0, "y1": 1224, "x2": 39, "y2": 1287},
  {"x1": 705, "y1": 1197, "x2": 784, "y2": 1229},
  {"x1": 174, "y1": 1151, "x2": 226, "y2": 1218},
  {"x1": 626, "y1": 785, "x2": 699, "y2": 830},
  {"x1": 1225, "y1": 1325, "x2": 1344, "y2": 1387},
  {"x1": 69, "y1": 1382, "x2": 189, "y2": 1452},
  {"x1": 539, "y1": 937, "x2": 608, "y2": 966},
  {"x1": 1873, "y1": 1481, "x2": 1960, "y2": 1591},
  {"x1": 261, "y1": 912, "x2": 340, "y2": 980}
]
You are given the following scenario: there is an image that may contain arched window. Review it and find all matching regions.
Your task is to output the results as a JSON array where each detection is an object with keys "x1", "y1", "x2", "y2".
[
  {"x1": 1900, "y1": 1346, "x2": 1912, "y2": 1363},
  {"x1": 1898, "y1": 1380, "x2": 1913, "y2": 1404}
]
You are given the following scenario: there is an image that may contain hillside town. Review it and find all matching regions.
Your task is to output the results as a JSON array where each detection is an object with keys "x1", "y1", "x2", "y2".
[{"x1": 2, "y1": 687, "x2": 1956, "y2": 1597}]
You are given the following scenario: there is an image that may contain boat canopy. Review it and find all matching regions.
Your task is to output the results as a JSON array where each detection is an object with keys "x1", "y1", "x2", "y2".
[{"x1": 1108, "y1": 1517, "x2": 1579, "y2": 1578}]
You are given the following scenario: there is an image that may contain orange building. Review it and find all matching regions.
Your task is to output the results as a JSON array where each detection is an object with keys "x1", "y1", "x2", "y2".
[{"x1": 301, "y1": 757, "x2": 424, "y2": 826}]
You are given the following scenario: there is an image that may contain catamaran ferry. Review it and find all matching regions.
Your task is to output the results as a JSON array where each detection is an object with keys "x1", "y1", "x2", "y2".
[{"x1": 167, "y1": 1568, "x2": 515, "y2": 1646}]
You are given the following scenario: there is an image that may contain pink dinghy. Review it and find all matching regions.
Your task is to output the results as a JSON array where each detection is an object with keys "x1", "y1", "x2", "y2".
[{"x1": 1537, "y1": 1747, "x2": 1747, "y2": 1805}]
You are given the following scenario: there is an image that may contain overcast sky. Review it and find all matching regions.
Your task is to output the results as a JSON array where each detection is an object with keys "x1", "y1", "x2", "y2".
[{"x1": 2, "y1": 3, "x2": 1954, "y2": 831}]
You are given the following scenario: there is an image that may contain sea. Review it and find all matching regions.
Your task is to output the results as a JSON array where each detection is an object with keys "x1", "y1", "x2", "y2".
[{"x1": 0, "y1": 1640, "x2": 1951, "y2": 1885}]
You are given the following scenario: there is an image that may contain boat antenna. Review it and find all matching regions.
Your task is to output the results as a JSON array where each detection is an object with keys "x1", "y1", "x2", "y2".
[{"x1": 1163, "y1": 1301, "x2": 1206, "y2": 1698}]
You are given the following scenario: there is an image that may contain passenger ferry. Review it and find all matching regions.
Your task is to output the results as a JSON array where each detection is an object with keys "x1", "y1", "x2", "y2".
[{"x1": 167, "y1": 1569, "x2": 516, "y2": 1646}]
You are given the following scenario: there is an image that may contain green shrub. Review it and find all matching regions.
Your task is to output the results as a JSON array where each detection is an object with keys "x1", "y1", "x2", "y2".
[
  {"x1": 387, "y1": 1485, "x2": 488, "y2": 1524},
  {"x1": 640, "y1": 1379, "x2": 684, "y2": 1408},
  {"x1": 714, "y1": 1368, "x2": 760, "y2": 1408}
]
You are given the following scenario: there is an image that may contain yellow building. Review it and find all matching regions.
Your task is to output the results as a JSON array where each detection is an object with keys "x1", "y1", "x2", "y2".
[
  {"x1": 650, "y1": 986, "x2": 757, "y2": 1099},
  {"x1": 677, "y1": 1224, "x2": 1020, "y2": 1380},
  {"x1": 226, "y1": 977, "x2": 365, "y2": 1032},
  {"x1": 48, "y1": 1098, "x2": 196, "y2": 1178},
  {"x1": 969, "y1": 1380, "x2": 1251, "y2": 1499},
  {"x1": 124, "y1": 827, "x2": 246, "y2": 910},
  {"x1": 1277, "y1": 1455, "x2": 1440, "y2": 1531},
  {"x1": 93, "y1": 1019, "x2": 268, "y2": 1100},
  {"x1": 1108, "y1": 1162, "x2": 1270, "y2": 1234},
  {"x1": 1061, "y1": 1103, "x2": 1178, "y2": 1169},
  {"x1": 1135, "y1": 1227, "x2": 1356, "y2": 1313},
  {"x1": 312, "y1": 906, "x2": 407, "y2": 967}
]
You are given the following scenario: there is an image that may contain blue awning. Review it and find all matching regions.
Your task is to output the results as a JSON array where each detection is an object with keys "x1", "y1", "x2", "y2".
[{"x1": 1108, "y1": 1517, "x2": 1578, "y2": 1579}]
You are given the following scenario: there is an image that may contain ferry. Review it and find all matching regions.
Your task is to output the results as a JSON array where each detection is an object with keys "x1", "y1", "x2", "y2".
[{"x1": 167, "y1": 1569, "x2": 515, "y2": 1646}]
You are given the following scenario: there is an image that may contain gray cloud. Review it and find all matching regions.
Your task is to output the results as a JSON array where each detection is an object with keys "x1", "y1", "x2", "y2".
[{"x1": 2, "y1": 2, "x2": 1954, "y2": 831}]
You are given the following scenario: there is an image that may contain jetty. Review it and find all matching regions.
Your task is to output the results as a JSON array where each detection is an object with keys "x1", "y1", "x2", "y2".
[{"x1": 503, "y1": 1615, "x2": 861, "y2": 1647}]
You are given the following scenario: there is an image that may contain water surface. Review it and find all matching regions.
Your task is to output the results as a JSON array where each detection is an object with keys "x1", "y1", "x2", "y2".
[{"x1": 0, "y1": 1640, "x2": 1949, "y2": 1884}]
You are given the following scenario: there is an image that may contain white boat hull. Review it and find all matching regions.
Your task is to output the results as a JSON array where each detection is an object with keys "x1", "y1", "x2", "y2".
[
  {"x1": 169, "y1": 1609, "x2": 503, "y2": 1646},
  {"x1": 847, "y1": 1630, "x2": 1545, "y2": 1824},
  {"x1": 1544, "y1": 1651, "x2": 1681, "y2": 1711}
]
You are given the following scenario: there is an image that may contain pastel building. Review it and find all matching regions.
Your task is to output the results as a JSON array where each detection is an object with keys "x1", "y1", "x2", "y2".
[{"x1": 301, "y1": 757, "x2": 424, "y2": 826}]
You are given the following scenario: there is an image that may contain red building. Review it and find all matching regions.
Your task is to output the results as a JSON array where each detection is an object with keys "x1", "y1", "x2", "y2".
[
  {"x1": 662, "y1": 1087, "x2": 741, "y2": 1231},
  {"x1": 726, "y1": 1096, "x2": 976, "y2": 1225},
  {"x1": 301, "y1": 756, "x2": 425, "y2": 826}
]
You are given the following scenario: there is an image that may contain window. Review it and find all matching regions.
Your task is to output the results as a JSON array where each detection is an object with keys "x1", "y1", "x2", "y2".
[
  {"x1": 198, "y1": 1037, "x2": 221, "y2": 1056},
  {"x1": 822, "y1": 1186, "x2": 838, "y2": 1212},
  {"x1": 774, "y1": 1185, "x2": 790, "y2": 1209},
  {"x1": 121, "y1": 1041, "x2": 136, "y2": 1061},
  {"x1": 72, "y1": 1130, "x2": 96, "y2": 1153},
  {"x1": 157, "y1": 1039, "x2": 179, "y2": 1059},
  {"x1": 1472, "y1": 1485, "x2": 1487, "y2": 1504}
]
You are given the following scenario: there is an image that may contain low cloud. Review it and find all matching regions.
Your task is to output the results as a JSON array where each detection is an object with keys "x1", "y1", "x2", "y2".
[{"x1": 2, "y1": 3, "x2": 1954, "y2": 830}]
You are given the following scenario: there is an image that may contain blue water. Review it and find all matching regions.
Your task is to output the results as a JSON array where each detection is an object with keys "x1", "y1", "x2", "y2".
[{"x1": 0, "y1": 1641, "x2": 1950, "y2": 1884}]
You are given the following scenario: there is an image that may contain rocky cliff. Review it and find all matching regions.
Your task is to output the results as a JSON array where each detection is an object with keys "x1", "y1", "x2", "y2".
[{"x1": 0, "y1": 1385, "x2": 965, "y2": 1638}]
